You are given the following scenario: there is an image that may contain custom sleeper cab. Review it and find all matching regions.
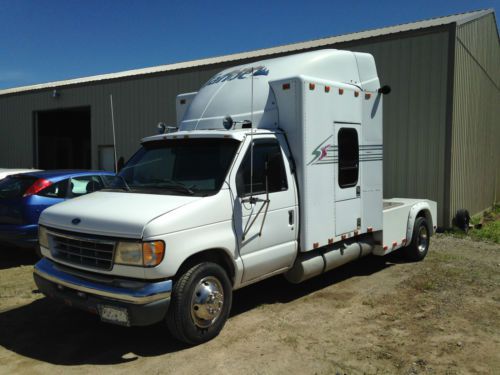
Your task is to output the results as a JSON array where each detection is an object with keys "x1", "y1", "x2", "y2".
[{"x1": 34, "y1": 49, "x2": 436, "y2": 345}]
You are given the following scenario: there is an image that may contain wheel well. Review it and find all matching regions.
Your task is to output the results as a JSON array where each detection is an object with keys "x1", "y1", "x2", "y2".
[
  {"x1": 174, "y1": 249, "x2": 236, "y2": 284},
  {"x1": 417, "y1": 209, "x2": 433, "y2": 233}
]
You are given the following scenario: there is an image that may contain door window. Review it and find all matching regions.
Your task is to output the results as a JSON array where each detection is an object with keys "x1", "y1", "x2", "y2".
[
  {"x1": 338, "y1": 128, "x2": 359, "y2": 188},
  {"x1": 38, "y1": 179, "x2": 69, "y2": 198},
  {"x1": 69, "y1": 176, "x2": 104, "y2": 197},
  {"x1": 236, "y1": 139, "x2": 288, "y2": 196}
]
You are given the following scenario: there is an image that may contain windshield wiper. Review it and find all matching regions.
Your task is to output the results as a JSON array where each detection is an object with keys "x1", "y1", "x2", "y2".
[
  {"x1": 101, "y1": 175, "x2": 131, "y2": 192},
  {"x1": 148, "y1": 179, "x2": 195, "y2": 195}
]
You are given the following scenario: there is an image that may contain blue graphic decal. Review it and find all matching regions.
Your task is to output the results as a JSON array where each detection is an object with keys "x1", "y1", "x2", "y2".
[
  {"x1": 205, "y1": 66, "x2": 269, "y2": 86},
  {"x1": 252, "y1": 67, "x2": 269, "y2": 76}
]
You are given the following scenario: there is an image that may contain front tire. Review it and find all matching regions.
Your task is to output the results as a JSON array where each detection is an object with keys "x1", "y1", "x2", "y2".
[
  {"x1": 166, "y1": 262, "x2": 232, "y2": 345},
  {"x1": 404, "y1": 217, "x2": 430, "y2": 262}
]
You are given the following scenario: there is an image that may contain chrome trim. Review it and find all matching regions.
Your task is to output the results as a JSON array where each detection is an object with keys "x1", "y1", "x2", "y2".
[
  {"x1": 191, "y1": 276, "x2": 225, "y2": 329},
  {"x1": 34, "y1": 258, "x2": 171, "y2": 305},
  {"x1": 47, "y1": 229, "x2": 116, "y2": 245}
]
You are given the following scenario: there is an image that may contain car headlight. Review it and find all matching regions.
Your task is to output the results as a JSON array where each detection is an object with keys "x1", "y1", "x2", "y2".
[
  {"x1": 115, "y1": 240, "x2": 165, "y2": 267},
  {"x1": 39, "y1": 226, "x2": 49, "y2": 248}
]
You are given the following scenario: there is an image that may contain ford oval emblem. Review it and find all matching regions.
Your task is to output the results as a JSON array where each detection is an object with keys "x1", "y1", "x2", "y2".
[{"x1": 72, "y1": 218, "x2": 81, "y2": 225}]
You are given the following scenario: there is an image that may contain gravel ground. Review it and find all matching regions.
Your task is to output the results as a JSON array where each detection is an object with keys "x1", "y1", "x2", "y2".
[{"x1": 0, "y1": 234, "x2": 499, "y2": 374}]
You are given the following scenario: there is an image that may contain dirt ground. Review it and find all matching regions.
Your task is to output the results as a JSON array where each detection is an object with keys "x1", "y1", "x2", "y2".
[{"x1": 0, "y1": 235, "x2": 498, "y2": 375}]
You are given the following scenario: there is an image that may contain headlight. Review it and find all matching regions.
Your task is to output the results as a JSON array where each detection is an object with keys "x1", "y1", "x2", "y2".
[
  {"x1": 115, "y1": 240, "x2": 165, "y2": 267},
  {"x1": 115, "y1": 242, "x2": 142, "y2": 266},
  {"x1": 39, "y1": 226, "x2": 49, "y2": 248}
]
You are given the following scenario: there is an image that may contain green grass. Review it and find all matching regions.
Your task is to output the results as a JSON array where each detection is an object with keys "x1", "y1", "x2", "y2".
[
  {"x1": 446, "y1": 204, "x2": 500, "y2": 244},
  {"x1": 468, "y1": 220, "x2": 500, "y2": 243}
]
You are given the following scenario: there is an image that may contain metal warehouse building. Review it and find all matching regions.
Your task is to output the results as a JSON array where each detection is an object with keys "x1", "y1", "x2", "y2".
[{"x1": 0, "y1": 10, "x2": 498, "y2": 227}]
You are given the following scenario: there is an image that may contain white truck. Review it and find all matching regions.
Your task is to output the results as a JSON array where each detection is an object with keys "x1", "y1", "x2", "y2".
[{"x1": 34, "y1": 50, "x2": 436, "y2": 345}]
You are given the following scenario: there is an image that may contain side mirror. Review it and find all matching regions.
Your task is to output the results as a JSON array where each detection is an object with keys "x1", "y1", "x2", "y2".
[
  {"x1": 223, "y1": 116, "x2": 234, "y2": 130},
  {"x1": 117, "y1": 157, "x2": 125, "y2": 173},
  {"x1": 378, "y1": 85, "x2": 391, "y2": 95}
]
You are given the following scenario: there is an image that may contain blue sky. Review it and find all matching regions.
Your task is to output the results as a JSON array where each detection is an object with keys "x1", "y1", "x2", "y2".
[{"x1": 0, "y1": 0, "x2": 498, "y2": 89}]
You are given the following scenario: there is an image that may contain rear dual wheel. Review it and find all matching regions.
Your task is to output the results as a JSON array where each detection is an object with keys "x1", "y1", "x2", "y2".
[{"x1": 166, "y1": 262, "x2": 232, "y2": 345}]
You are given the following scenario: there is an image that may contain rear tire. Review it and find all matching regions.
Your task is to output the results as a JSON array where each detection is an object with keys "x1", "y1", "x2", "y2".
[
  {"x1": 166, "y1": 262, "x2": 232, "y2": 345},
  {"x1": 454, "y1": 209, "x2": 470, "y2": 232},
  {"x1": 404, "y1": 217, "x2": 430, "y2": 262}
]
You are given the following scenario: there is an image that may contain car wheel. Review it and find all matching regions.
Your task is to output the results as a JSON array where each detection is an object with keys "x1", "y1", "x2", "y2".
[
  {"x1": 166, "y1": 262, "x2": 232, "y2": 345},
  {"x1": 404, "y1": 217, "x2": 430, "y2": 262}
]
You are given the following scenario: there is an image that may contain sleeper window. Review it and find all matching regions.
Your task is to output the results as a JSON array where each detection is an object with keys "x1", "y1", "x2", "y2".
[{"x1": 338, "y1": 128, "x2": 359, "y2": 188}]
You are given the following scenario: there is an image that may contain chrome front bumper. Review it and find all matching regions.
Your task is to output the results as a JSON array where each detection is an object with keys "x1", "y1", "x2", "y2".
[{"x1": 34, "y1": 257, "x2": 172, "y2": 305}]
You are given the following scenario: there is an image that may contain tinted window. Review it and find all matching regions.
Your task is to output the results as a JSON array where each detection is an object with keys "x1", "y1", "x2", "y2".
[
  {"x1": 236, "y1": 140, "x2": 288, "y2": 196},
  {"x1": 38, "y1": 179, "x2": 69, "y2": 198},
  {"x1": 0, "y1": 175, "x2": 37, "y2": 199},
  {"x1": 338, "y1": 128, "x2": 359, "y2": 188}
]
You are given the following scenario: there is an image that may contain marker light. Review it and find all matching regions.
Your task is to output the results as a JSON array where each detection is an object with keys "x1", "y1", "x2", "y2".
[
  {"x1": 282, "y1": 83, "x2": 290, "y2": 90},
  {"x1": 354, "y1": 91, "x2": 359, "y2": 97},
  {"x1": 365, "y1": 93, "x2": 372, "y2": 99},
  {"x1": 309, "y1": 83, "x2": 315, "y2": 90},
  {"x1": 339, "y1": 88, "x2": 344, "y2": 95},
  {"x1": 325, "y1": 86, "x2": 330, "y2": 93},
  {"x1": 143, "y1": 241, "x2": 165, "y2": 267}
]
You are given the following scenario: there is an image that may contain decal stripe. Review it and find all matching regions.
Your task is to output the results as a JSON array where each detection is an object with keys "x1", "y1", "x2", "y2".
[{"x1": 313, "y1": 158, "x2": 383, "y2": 165}]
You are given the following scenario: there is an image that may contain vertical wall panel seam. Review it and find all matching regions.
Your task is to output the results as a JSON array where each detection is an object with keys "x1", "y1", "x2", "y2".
[{"x1": 443, "y1": 23, "x2": 457, "y2": 228}]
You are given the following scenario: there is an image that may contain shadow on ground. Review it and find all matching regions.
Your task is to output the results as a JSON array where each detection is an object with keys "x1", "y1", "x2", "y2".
[
  {"x1": 0, "y1": 244, "x2": 38, "y2": 270},
  {"x1": 0, "y1": 254, "x2": 398, "y2": 366}
]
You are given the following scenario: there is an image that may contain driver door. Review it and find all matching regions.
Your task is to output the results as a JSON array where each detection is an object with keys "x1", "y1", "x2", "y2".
[{"x1": 232, "y1": 137, "x2": 297, "y2": 284}]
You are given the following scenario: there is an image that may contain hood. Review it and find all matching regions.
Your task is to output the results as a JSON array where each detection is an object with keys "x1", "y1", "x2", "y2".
[{"x1": 39, "y1": 191, "x2": 201, "y2": 238}]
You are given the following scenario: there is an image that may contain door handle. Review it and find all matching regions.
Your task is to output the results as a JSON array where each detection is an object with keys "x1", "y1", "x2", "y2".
[{"x1": 288, "y1": 210, "x2": 294, "y2": 225}]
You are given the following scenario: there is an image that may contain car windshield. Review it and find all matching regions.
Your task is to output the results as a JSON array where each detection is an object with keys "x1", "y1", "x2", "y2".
[{"x1": 105, "y1": 138, "x2": 240, "y2": 196}]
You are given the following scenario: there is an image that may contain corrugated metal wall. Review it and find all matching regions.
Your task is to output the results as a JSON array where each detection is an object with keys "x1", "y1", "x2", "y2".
[
  {"x1": 348, "y1": 31, "x2": 450, "y2": 226},
  {"x1": 0, "y1": 29, "x2": 452, "y2": 225},
  {"x1": 0, "y1": 66, "x2": 224, "y2": 170},
  {"x1": 450, "y1": 14, "x2": 500, "y2": 223}
]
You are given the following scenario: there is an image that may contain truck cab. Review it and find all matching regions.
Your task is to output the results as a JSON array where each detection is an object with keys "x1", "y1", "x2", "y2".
[{"x1": 34, "y1": 49, "x2": 436, "y2": 345}]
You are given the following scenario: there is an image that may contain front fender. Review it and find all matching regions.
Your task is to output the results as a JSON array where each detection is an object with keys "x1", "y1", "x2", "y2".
[{"x1": 142, "y1": 219, "x2": 239, "y2": 281}]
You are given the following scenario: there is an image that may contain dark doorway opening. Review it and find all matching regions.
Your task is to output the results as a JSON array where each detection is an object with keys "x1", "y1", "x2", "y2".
[{"x1": 35, "y1": 107, "x2": 91, "y2": 169}]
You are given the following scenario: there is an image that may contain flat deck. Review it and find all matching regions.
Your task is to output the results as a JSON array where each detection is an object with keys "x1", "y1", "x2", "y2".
[{"x1": 383, "y1": 201, "x2": 405, "y2": 210}]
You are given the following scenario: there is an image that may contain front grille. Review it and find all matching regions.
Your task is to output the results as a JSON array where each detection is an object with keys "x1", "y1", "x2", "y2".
[{"x1": 49, "y1": 231, "x2": 116, "y2": 270}]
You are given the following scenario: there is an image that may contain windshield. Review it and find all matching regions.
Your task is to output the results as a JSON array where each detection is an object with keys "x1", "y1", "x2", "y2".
[{"x1": 107, "y1": 138, "x2": 240, "y2": 196}]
